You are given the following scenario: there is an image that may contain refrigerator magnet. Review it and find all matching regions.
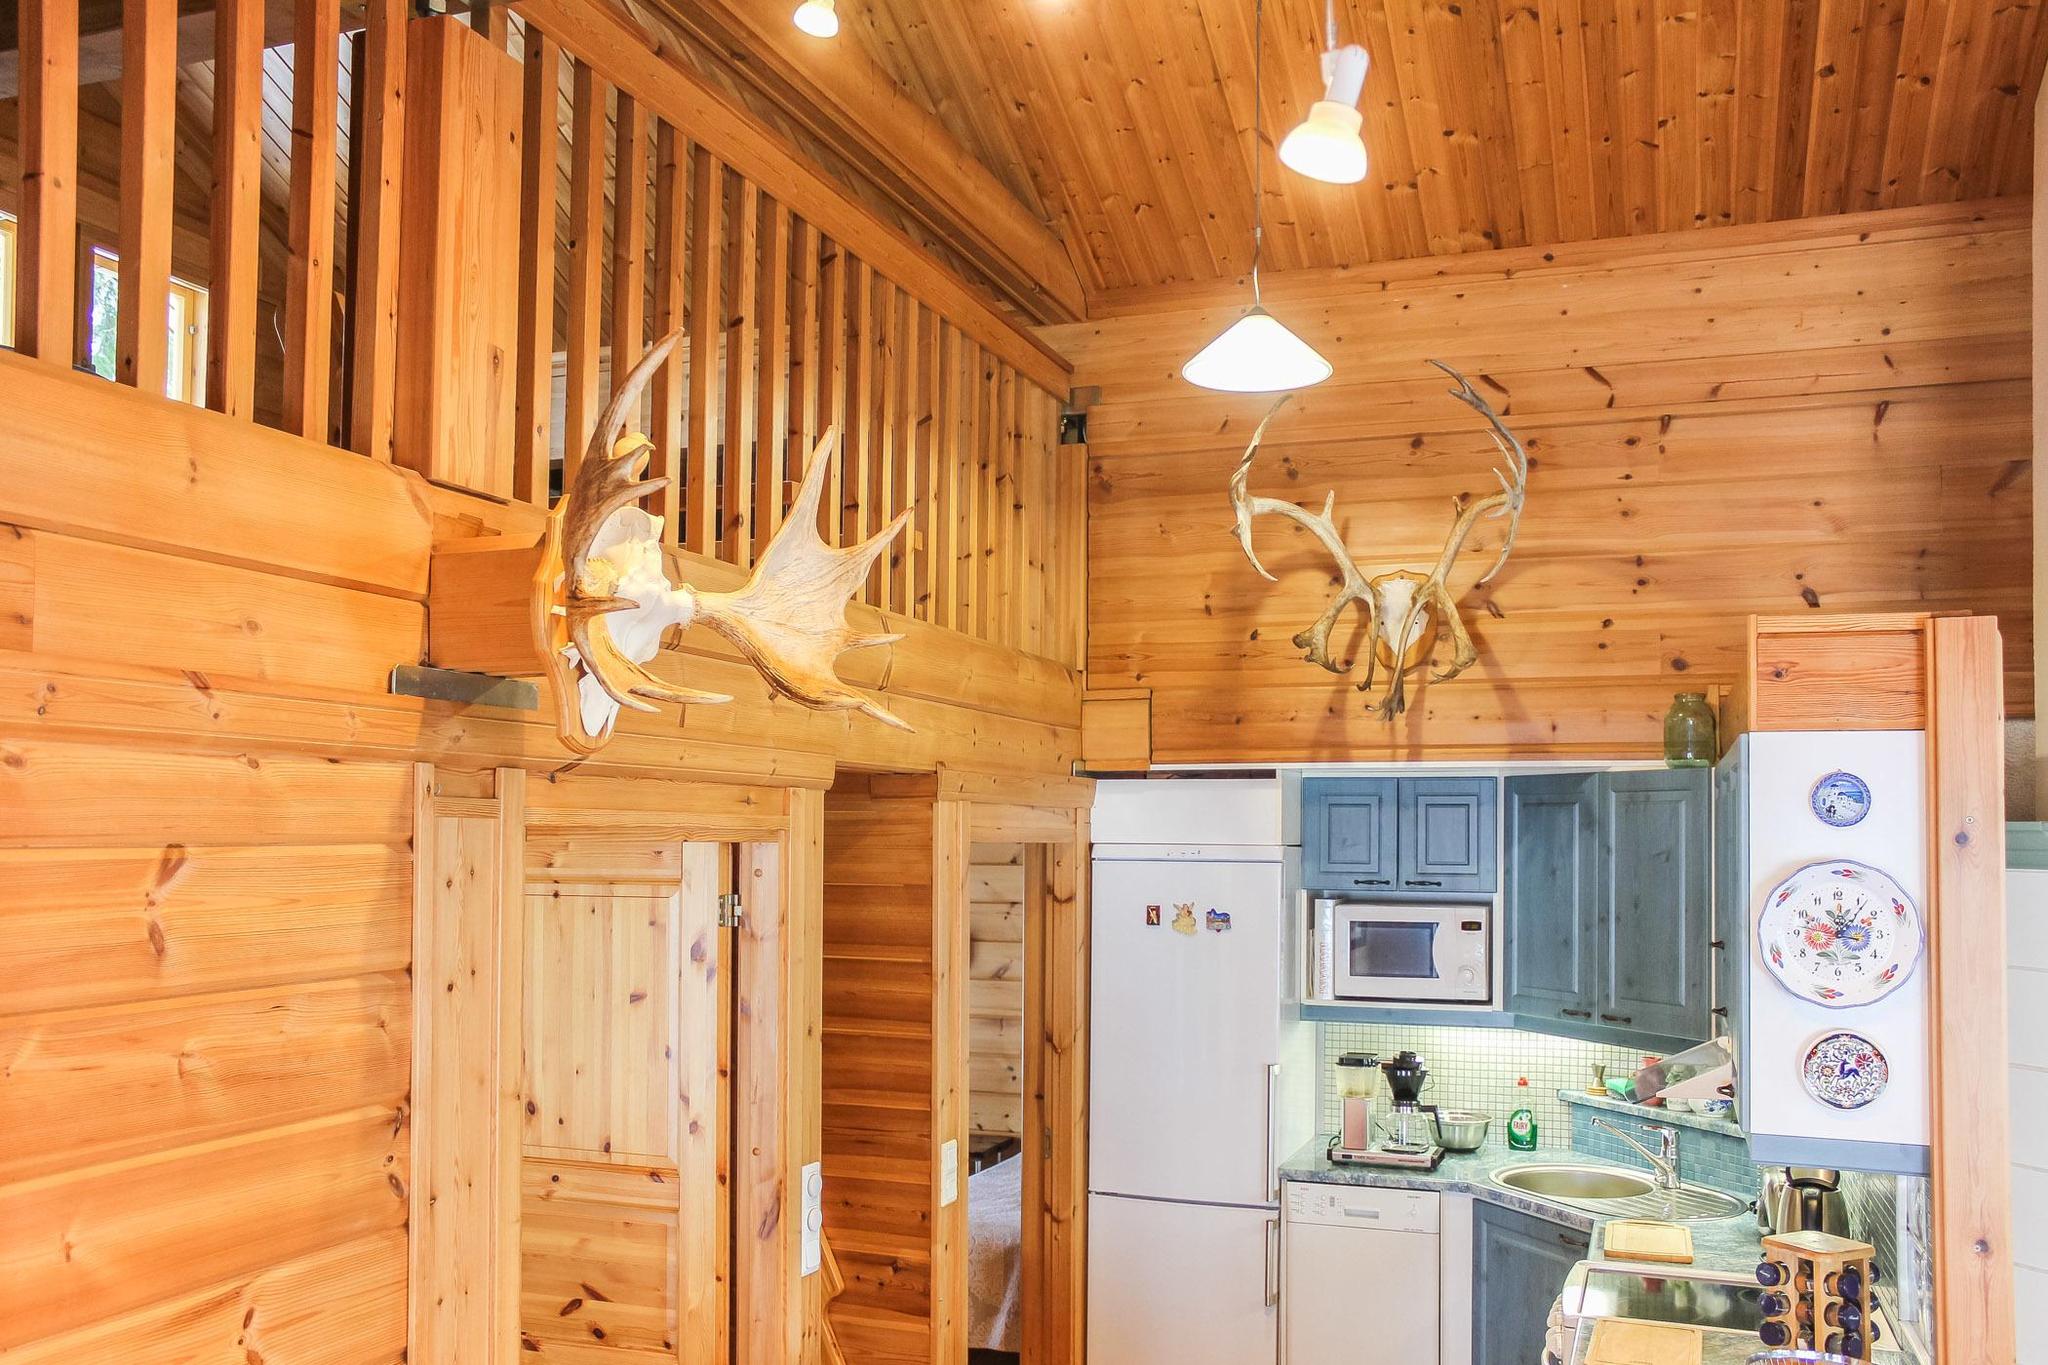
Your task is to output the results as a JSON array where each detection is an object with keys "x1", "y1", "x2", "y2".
[
  {"x1": 1170, "y1": 904, "x2": 1198, "y2": 936},
  {"x1": 1145, "y1": 904, "x2": 1162, "y2": 926},
  {"x1": 1206, "y1": 909, "x2": 1232, "y2": 932}
]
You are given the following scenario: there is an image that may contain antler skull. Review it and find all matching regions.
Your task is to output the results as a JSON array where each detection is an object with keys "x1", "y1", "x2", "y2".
[
  {"x1": 1228, "y1": 361, "x2": 1529, "y2": 720},
  {"x1": 533, "y1": 327, "x2": 912, "y2": 754}
]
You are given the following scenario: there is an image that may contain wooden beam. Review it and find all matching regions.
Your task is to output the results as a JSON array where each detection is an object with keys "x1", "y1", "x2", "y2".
[
  {"x1": 116, "y1": 0, "x2": 176, "y2": 394},
  {"x1": 507, "y1": 0, "x2": 1073, "y2": 396},
  {"x1": 282, "y1": 0, "x2": 341, "y2": 441},
  {"x1": 347, "y1": 0, "x2": 407, "y2": 460},
  {"x1": 1927, "y1": 616, "x2": 2017, "y2": 1365},
  {"x1": 16, "y1": 0, "x2": 78, "y2": 365},
  {"x1": 649, "y1": 0, "x2": 1084, "y2": 325},
  {"x1": 409, "y1": 764, "x2": 525, "y2": 1365}
]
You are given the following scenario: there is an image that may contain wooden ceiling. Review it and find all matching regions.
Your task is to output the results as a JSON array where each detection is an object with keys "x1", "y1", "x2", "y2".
[{"x1": 831, "y1": 0, "x2": 2047, "y2": 303}]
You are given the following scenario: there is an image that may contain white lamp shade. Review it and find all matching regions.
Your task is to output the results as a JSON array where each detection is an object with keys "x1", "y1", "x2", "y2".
[
  {"x1": 1180, "y1": 306, "x2": 1333, "y2": 392},
  {"x1": 794, "y1": 0, "x2": 839, "y2": 37},
  {"x1": 1280, "y1": 101, "x2": 1368, "y2": 184}
]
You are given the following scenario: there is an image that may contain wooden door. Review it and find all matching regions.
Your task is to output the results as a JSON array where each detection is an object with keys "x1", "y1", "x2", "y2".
[
  {"x1": 1301, "y1": 778, "x2": 1398, "y2": 891},
  {"x1": 1503, "y1": 774, "x2": 1600, "y2": 1024},
  {"x1": 1598, "y1": 770, "x2": 1712, "y2": 1040},
  {"x1": 1397, "y1": 776, "x2": 1498, "y2": 894},
  {"x1": 519, "y1": 830, "x2": 730, "y2": 1363}
]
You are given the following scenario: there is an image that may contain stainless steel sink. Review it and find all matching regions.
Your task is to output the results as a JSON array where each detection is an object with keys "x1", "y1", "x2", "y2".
[
  {"x1": 1496, "y1": 1164, "x2": 1656, "y2": 1200},
  {"x1": 1492, "y1": 1164, "x2": 1750, "y2": 1222}
]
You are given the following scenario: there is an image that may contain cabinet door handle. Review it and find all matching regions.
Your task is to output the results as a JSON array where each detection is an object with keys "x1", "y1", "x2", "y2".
[
  {"x1": 1352, "y1": 877, "x2": 1390, "y2": 887},
  {"x1": 1557, "y1": 1231, "x2": 1584, "y2": 1248},
  {"x1": 1560, "y1": 1008, "x2": 1593, "y2": 1019},
  {"x1": 1709, "y1": 939, "x2": 1727, "y2": 950},
  {"x1": 1600, "y1": 1013, "x2": 1634, "y2": 1025},
  {"x1": 1711, "y1": 1006, "x2": 1729, "y2": 1018},
  {"x1": 1404, "y1": 878, "x2": 1444, "y2": 888}
]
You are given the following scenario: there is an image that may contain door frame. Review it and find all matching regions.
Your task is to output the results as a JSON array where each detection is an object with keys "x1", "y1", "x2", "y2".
[{"x1": 941, "y1": 770, "x2": 1093, "y2": 1365}]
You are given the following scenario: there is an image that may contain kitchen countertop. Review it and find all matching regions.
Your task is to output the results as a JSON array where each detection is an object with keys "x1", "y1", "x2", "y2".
[{"x1": 1279, "y1": 1135, "x2": 1765, "y2": 1273}]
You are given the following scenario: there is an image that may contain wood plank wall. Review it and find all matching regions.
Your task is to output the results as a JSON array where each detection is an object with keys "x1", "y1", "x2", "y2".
[
  {"x1": 820, "y1": 779, "x2": 944, "y2": 1365},
  {"x1": 0, "y1": 742, "x2": 412, "y2": 1361},
  {"x1": 968, "y1": 842, "x2": 1026, "y2": 1140},
  {"x1": 1045, "y1": 201, "x2": 2034, "y2": 762}
]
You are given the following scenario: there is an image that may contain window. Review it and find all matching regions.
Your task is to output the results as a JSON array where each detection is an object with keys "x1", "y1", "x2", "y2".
[
  {"x1": 85, "y1": 246, "x2": 209, "y2": 406},
  {"x1": 0, "y1": 213, "x2": 16, "y2": 350}
]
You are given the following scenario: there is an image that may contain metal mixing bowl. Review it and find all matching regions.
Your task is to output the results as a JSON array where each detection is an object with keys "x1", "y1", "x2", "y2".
[{"x1": 1434, "y1": 1110, "x2": 1491, "y2": 1152}]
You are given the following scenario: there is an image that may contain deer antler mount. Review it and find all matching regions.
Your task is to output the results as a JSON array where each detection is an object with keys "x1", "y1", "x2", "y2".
[
  {"x1": 1228, "y1": 361, "x2": 1529, "y2": 720},
  {"x1": 532, "y1": 328, "x2": 912, "y2": 754}
]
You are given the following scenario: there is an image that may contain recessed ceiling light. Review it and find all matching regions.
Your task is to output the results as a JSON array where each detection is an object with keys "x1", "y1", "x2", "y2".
[{"x1": 794, "y1": 0, "x2": 839, "y2": 38}]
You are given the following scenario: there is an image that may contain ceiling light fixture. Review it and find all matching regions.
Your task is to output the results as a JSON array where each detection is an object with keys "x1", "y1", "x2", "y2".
[
  {"x1": 1279, "y1": 2, "x2": 1369, "y2": 185},
  {"x1": 793, "y1": 0, "x2": 839, "y2": 38},
  {"x1": 1180, "y1": 0, "x2": 1332, "y2": 393}
]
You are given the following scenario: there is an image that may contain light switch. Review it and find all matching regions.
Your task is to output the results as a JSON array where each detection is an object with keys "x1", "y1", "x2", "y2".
[
  {"x1": 940, "y1": 1139, "x2": 960, "y2": 1207},
  {"x1": 801, "y1": 1161, "x2": 823, "y2": 1276}
]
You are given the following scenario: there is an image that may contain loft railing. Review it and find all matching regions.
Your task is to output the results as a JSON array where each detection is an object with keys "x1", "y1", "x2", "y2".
[{"x1": 3, "y1": 0, "x2": 1084, "y2": 668}]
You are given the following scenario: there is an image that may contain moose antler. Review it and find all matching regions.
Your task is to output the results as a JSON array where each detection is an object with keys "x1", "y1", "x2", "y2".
[
  {"x1": 532, "y1": 326, "x2": 912, "y2": 754},
  {"x1": 1227, "y1": 360, "x2": 1530, "y2": 720}
]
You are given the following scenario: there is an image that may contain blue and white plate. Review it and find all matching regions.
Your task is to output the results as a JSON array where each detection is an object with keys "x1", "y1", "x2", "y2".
[
  {"x1": 1802, "y1": 1031, "x2": 1889, "y2": 1110},
  {"x1": 1809, "y1": 770, "x2": 1873, "y2": 828}
]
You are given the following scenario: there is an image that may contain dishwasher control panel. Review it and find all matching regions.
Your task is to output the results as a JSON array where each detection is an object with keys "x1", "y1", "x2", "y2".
[{"x1": 1284, "y1": 1181, "x2": 1439, "y2": 1233}]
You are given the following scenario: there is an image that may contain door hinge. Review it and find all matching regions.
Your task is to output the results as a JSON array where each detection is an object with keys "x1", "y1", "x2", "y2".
[{"x1": 718, "y1": 893, "x2": 745, "y2": 929}]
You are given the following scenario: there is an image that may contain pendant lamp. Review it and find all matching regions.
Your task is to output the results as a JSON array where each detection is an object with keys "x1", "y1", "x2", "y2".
[
  {"x1": 794, "y1": 0, "x2": 839, "y2": 38},
  {"x1": 1280, "y1": 1, "x2": 1370, "y2": 184},
  {"x1": 1181, "y1": 0, "x2": 1332, "y2": 393}
]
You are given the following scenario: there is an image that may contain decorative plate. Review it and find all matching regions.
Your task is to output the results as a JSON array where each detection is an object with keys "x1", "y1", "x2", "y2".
[
  {"x1": 1809, "y1": 770, "x2": 1874, "y2": 828},
  {"x1": 1802, "y1": 1031, "x2": 1890, "y2": 1110},
  {"x1": 1757, "y1": 860, "x2": 1923, "y2": 1008}
]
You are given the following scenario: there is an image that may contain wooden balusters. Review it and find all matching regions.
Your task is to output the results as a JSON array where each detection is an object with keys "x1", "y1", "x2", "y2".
[
  {"x1": 563, "y1": 59, "x2": 605, "y2": 485},
  {"x1": 650, "y1": 122, "x2": 689, "y2": 536},
  {"x1": 687, "y1": 150, "x2": 726, "y2": 556},
  {"x1": 789, "y1": 219, "x2": 822, "y2": 498},
  {"x1": 843, "y1": 258, "x2": 872, "y2": 558},
  {"x1": 611, "y1": 93, "x2": 649, "y2": 383},
  {"x1": 17, "y1": 0, "x2": 79, "y2": 365},
  {"x1": 755, "y1": 201, "x2": 793, "y2": 555},
  {"x1": 283, "y1": 0, "x2": 341, "y2": 441},
  {"x1": 817, "y1": 238, "x2": 848, "y2": 541},
  {"x1": 872, "y1": 277, "x2": 900, "y2": 606},
  {"x1": 891, "y1": 290, "x2": 920, "y2": 614},
  {"x1": 345, "y1": 0, "x2": 407, "y2": 459},
  {"x1": 723, "y1": 176, "x2": 760, "y2": 565},
  {"x1": 117, "y1": 0, "x2": 176, "y2": 394},
  {"x1": 514, "y1": 25, "x2": 561, "y2": 504}
]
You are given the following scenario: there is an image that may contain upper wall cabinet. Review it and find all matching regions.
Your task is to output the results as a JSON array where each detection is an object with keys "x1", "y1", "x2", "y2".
[
  {"x1": 1304, "y1": 778, "x2": 1497, "y2": 896},
  {"x1": 1505, "y1": 769, "x2": 1711, "y2": 1047}
]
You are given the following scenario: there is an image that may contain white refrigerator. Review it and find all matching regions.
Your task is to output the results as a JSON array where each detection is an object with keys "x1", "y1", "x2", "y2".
[{"x1": 1088, "y1": 778, "x2": 1314, "y2": 1365}]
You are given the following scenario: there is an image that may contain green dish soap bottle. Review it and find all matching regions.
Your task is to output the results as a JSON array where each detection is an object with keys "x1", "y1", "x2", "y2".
[{"x1": 1507, "y1": 1078, "x2": 1539, "y2": 1151}]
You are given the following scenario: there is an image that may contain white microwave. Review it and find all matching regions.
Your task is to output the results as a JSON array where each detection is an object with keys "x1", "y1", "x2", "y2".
[{"x1": 1323, "y1": 900, "x2": 1491, "y2": 1004}]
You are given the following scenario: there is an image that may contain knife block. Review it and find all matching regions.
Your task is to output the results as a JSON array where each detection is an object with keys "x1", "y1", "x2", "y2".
[{"x1": 1755, "y1": 1230, "x2": 1878, "y2": 1363}]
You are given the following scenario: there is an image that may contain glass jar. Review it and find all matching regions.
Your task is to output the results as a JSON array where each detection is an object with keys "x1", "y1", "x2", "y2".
[{"x1": 1663, "y1": 692, "x2": 1716, "y2": 768}]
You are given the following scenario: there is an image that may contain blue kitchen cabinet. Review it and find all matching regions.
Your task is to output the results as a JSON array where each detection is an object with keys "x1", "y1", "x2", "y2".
[
  {"x1": 1301, "y1": 778, "x2": 1399, "y2": 892},
  {"x1": 1303, "y1": 776, "x2": 1498, "y2": 895},
  {"x1": 1599, "y1": 770, "x2": 1712, "y2": 1039},
  {"x1": 1472, "y1": 1200, "x2": 1591, "y2": 1365},
  {"x1": 1504, "y1": 773, "x2": 1601, "y2": 1026},
  {"x1": 1506, "y1": 769, "x2": 1713, "y2": 1048},
  {"x1": 1399, "y1": 777, "x2": 1498, "y2": 894}
]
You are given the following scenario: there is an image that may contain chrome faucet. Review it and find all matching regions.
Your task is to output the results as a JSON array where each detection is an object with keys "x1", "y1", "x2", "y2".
[{"x1": 1593, "y1": 1119, "x2": 1681, "y2": 1192}]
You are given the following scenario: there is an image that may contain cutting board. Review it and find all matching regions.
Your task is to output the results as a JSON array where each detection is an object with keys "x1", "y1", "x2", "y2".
[
  {"x1": 1585, "y1": 1318, "x2": 1704, "y2": 1365},
  {"x1": 1601, "y1": 1219, "x2": 1695, "y2": 1264}
]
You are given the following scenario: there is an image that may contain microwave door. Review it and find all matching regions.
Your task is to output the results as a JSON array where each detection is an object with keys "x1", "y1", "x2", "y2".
[{"x1": 1348, "y1": 919, "x2": 1445, "y2": 1001}]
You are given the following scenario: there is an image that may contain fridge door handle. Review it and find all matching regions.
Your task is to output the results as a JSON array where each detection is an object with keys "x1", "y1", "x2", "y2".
[
  {"x1": 1264, "y1": 1063, "x2": 1281, "y2": 1203},
  {"x1": 1264, "y1": 1215, "x2": 1280, "y2": 1309}
]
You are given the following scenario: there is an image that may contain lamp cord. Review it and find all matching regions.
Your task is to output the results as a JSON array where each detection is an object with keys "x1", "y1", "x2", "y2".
[{"x1": 1252, "y1": 0, "x2": 1264, "y2": 305}]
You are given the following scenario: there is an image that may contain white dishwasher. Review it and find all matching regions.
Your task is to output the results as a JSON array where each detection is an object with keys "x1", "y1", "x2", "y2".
[{"x1": 1283, "y1": 1181, "x2": 1441, "y2": 1364}]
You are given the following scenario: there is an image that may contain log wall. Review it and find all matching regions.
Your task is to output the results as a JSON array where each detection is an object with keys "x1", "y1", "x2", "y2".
[{"x1": 1046, "y1": 200, "x2": 2035, "y2": 763}]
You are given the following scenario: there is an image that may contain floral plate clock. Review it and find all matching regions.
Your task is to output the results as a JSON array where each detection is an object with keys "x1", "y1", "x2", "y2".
[{"x1": 1757, "y1": 860, "x2": 1924, "y2": 1007}]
